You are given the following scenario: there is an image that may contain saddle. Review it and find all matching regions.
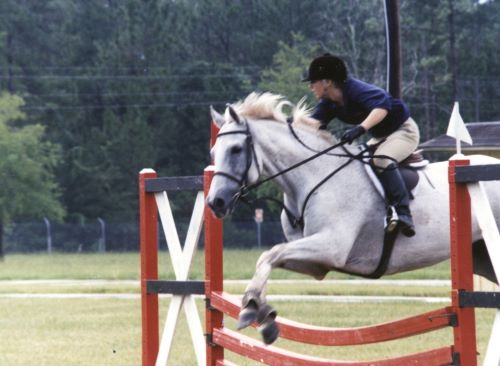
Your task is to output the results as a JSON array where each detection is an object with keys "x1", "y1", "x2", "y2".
[
  {"x1": 361, "y1": 146, "x2": 430, "y2": 199},
  {"x1": 398, "y1": 150, "x2": 429, "y2": 195}
]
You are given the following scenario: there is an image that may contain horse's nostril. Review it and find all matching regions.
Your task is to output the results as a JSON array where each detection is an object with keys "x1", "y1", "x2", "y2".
[{"x1": 214, "y1": 197, "x2": 225, "y2": 209}]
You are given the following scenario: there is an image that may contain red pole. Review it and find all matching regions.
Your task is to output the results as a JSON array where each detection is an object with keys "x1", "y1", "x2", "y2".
[
  {"x1": 448, "y1": 159, "x2": 477, "y2": 366},
  {"x1": 204, "y1": 166, "x2": 224, "y2": 366},
  {"x1": 139, "y1": 169, "x2": 159, "y2": 366},
  {"x1": 210, "y1": 122, "x2": 219, "y2": 151}
]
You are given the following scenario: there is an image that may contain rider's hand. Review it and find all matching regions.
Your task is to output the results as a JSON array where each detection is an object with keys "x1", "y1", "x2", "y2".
[{"x1": 341, "y1": 125, "x2": 366, "y2": 144}]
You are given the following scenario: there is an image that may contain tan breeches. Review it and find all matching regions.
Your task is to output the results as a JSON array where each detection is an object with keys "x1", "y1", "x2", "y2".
[{"x1": 368, "y1": 118, "x2": 420, "y2": 172}]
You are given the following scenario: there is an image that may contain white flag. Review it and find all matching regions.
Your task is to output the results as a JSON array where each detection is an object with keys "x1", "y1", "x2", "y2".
[{"x1": 446, "y1": 102, "x2": 473, "y2": 145}]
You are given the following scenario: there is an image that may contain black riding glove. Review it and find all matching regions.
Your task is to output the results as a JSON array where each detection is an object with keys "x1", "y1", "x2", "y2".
[{"x1": 341, "y1": 125, "x2": 366, "y2": 144}]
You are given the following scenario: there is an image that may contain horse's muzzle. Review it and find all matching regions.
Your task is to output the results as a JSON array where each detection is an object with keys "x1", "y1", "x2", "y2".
[
  {"x1": 207, "y1": 196, "x2": 228, "y2": 218},
  {"x1": 206, "y1": 177, "x2": 241, "y2": 218}
]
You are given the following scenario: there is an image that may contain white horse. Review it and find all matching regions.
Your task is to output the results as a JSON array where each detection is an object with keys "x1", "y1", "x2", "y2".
[{"x1": 206, "y1": 92, "x2": 500, "y2": 344}]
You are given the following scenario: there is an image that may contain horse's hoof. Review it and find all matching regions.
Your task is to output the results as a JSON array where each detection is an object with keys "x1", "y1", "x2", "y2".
[
  {"x1": 237, "y1": 304, "x2": 257, "y2": 330},
  {"x1": 259, "y1": 319, "x2": 280, "y2": 345}
]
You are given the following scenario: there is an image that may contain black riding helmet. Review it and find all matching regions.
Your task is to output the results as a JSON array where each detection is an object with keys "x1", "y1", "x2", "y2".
[{"x1": 303, "y1": 53, "x2": 348, "y2": 84}]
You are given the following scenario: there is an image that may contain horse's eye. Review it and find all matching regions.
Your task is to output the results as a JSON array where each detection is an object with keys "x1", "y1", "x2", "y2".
[{"x1": 231, "y1": 145, "x2": 243, "y2": 155}]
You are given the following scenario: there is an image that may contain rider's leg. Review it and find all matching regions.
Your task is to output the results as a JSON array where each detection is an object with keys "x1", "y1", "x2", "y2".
[
  {"x1": 369, "y1": 119, "x2": 420, "y2": 237},
  {"x1": 377, "y1": 163, "x2": 415, "y2": 237}
]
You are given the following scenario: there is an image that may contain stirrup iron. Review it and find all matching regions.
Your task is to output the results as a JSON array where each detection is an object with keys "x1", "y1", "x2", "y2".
[{"x1": 385, "y1": 206, "x2": 398, "y2": 233}]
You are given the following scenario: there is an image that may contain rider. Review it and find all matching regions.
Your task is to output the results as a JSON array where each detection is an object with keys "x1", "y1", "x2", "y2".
[{"x1": 304, "y1": 53, "x2": 419, "y2": 237}]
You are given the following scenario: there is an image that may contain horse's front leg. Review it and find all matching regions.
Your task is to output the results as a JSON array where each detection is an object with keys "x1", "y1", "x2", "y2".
[
  {"x1": 237, "y1": 245, "x2": 278, "y2": 332},
  {"x1": 238, "y1": 233, "x2": 341, "y2": 344}
]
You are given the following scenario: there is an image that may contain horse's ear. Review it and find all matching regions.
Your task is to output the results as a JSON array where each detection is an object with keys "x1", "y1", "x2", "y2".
[
  {"x1": 210, "y1": 106, "x2": 226, "y2": 128},
  {"x1": 227, "y1": 105, "x2": 241, "y2": 124}
]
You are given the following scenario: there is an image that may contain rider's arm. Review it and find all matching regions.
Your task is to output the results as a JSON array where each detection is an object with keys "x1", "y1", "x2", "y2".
[
  {"x1": 360, "y1": 108, "x2": 388, "y2": 130},
  {"x1": 346, "y1": 79, "x2": 391, "y2": 129}
]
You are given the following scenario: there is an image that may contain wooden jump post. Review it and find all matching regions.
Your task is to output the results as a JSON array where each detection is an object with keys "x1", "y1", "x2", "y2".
[
  {"x1": 448, "y1": 158, "x2": 500, "y2": 366},
  {"x1": 139, "y1": 171, "x2": 206, "y2": 366},
  {"x1": 140, "y1": 156, "x2": 499, "y2": 365}
]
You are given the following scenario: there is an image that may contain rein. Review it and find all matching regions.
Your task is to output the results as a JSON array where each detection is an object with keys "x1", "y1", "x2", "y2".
[
  {"x1": 241, "y1": 137, "x2": 350, "y2": 194},
  {"x1": 215, "y1": 117, "x2": 403, "y2": 278},
  {"x1": 285, "y1": 117, "x2": 351, "y2": 157},
  {"x1": 241, "y1": 136, "x2": 358, "y2": 228},
  {"x1": 280, "y1": 120, "x2": 412, "y2": 278},
  {"x1": 215, "y1": 119, "x2": 372, "y2": 228},
  {"x1": 286, "y1": 117, "x2": 397, "y2": 168}
]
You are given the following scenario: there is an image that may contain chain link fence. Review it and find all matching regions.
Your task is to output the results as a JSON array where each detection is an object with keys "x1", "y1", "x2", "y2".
[{"x1": 3, "y1": 219, "x2": 285, "y2": 254}]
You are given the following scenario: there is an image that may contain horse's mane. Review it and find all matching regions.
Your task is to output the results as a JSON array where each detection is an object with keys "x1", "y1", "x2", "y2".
[{"x1": 228, "y1": 92, "x2": 337, "y2": 143}]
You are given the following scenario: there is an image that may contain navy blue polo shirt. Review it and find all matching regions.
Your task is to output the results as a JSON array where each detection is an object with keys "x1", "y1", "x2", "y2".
[{"x1": 310, "y1": 78, "x2": 410, "y2": 138}]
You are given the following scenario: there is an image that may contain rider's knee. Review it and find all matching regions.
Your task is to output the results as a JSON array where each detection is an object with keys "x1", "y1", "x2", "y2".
[{"x1": 372, "y1": 157, "x2": 395, "y2": 173}]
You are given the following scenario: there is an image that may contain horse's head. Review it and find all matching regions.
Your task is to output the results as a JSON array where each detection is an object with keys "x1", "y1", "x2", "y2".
[{"x1": 206, "y1": 105, "x2": 261, "y2": 218}]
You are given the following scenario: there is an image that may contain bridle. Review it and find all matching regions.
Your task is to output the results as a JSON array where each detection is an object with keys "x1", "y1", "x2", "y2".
[
  {"x1": 213, "y1": 116, "x2": 396, "y2": 228},
  {"x1": 213, "y1": 117, "x2": 360, "y2": 228},
  {"x1": 213, "y1": 116, "x2": 406, "y2": 279},
  {"x1": 213, "y1": 119, "x2": 261, "y2": 188}
]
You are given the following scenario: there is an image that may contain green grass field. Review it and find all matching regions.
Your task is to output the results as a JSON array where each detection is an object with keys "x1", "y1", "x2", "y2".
[
  {"x1": 0, "y1": 251, "x2": 496, "y2": 365},
  {"x1": 0, "y1": 250, "x2": 452, "y2": 281}
]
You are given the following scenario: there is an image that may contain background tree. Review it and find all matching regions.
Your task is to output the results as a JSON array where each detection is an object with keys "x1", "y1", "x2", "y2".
[
  {"x1": 259, "y1": 33, "x2": 319, "y2": 104},
  {"x1": 0, "y1": 93, "x2": 64, "y2": 258},
  {"x1": 0, "y1": 0, "x2": 498, "y2": 229}
]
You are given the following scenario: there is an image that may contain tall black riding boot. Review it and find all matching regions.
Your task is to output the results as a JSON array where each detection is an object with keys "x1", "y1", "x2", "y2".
[{"x1": 378, "y1": 163, "x2": 416, "y2": 237}]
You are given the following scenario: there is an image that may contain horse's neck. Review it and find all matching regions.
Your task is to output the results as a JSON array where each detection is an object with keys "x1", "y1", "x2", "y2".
[
  {"x1": 254, "y1": 121, "x2": 319, "y2": 183},
  {"x1": 252, "y1": 121, "x2": 358, "y2": 200}
]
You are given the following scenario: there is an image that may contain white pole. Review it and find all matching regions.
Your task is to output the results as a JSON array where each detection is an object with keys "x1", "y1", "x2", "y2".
[
  {"x1": 97, "y1": 218, "x2": 106, "y2": 252},
  {"x1": 483, "y1": 311, "x2": 500, "y2": 366},
  {"x1": 256, "y1": 221, "x2": 262, "y2": 249},
  {"x1": 383, "y1": 0, "x2": 390, "y2": 92},
  {"x1": 255, "y1": 209, "x2": 264, "y2": 249},
  {"x1": 43, "y1": 217, "x2": 52, "y2": 254}
]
